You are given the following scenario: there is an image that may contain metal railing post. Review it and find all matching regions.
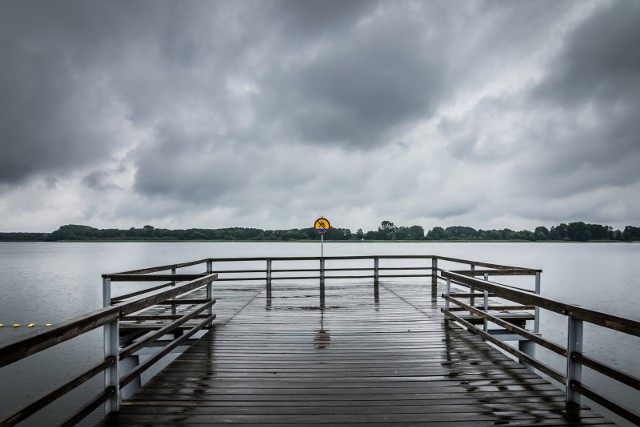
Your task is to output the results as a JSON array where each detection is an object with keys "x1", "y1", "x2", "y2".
[
  {"x1": 319, "y1": 258, "x2": 326, "y2": 308},
  {"x1": 431, "y1": 257, "x2": 438, "y2": 299},
  {"x1": 566, "y1": 316, "x2": 583, "y2": 407},
  {"x1": 171, "y1": 267, "x2": 177, "y2": 318},
  {"x1": 206, "y1": 261, "x2": 214, "y2": 321},
  {"x1": 266, "y1": 259, "x2": 272, "y2": 299},
  {"x1": 444, "y1": 277, "x2": 451, "y2": 313},
  {"x1": 104, "y1": 317, "x2": 120, "y2": 414},
  {"x1": 103, "y1": 277, "x2": 111, "y2": 308},
  {"x1": 483, "y1": 273, "x2": 489, "y2": 333},
  {"x1": 534, "y1": 272, "x2": 541, "y2": 334},
  {"x1": 374, "y1": 257, "x2": 379, "y2": 285},
  {"x1": 469, "y1": 264, "x2": 475, "y2": 308}
]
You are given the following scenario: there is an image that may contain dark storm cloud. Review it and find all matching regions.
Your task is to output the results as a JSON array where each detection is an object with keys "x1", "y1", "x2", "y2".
[
  {"x1": 534, "y1": 2, "x2": 640, "y2": 106},
  {"x1": 268, "y1": 24, "x2": 445, "y2": 147},
  {"x1": 0, "y1": 0, "x2": 151, "y2": 184},
  {"x1": 2, "y1": 0, "x2": 640, "y2": 232},
  {"x1": 0, "y1": 0, "x2": 249, "y2": 185},
  {"x1": 524, "y1": 1, "x2": 640, "y2": 196},
  {"x1": 275, "y1": 0, "x2": 377, "y2": 39},
  {"x1": 258, "y1": 1, "x2": 456, "y2": 148}
]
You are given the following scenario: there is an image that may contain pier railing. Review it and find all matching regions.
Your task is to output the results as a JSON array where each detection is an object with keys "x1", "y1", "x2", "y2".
[
  {"x1": 1, "y1": 254, "x2": 637, "y2": 425},
  {"x1": 0, "y1": 272, "x2": 217, "y2": 426},
  {"x1": 442, "y1": 270, "x2": 640, "y2": 425}
]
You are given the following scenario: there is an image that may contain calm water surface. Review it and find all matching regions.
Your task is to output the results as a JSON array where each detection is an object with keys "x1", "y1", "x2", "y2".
[{"x1": 1, "y1": 242, "x2": 638, "y2": 425}]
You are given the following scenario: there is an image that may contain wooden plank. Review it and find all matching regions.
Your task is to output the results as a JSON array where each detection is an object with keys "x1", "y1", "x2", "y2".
[{"x1": 100, "y1": 281, "x2": 613, "y2": 426}]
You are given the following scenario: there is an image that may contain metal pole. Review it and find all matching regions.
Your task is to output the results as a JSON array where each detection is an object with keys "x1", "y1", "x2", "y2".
[
  {"x1": 171, "y1": 267, "x2": 177, "y2": 317},
  {"x1": 206, "y1": 260, "x2": 213, "y2": 319},
  {"x1": 566, "y1": 316, "x2": 583, "y2": 407},
  {"x1": 483, "y1": 273, "x2": 489, "y2": 333},
  {"x1": 469, "y1": 264, "x2": 475, "y2": 308},
  {"x1": 534, "y1": 272, "x2": 541, "y2": 334},
  {"x1": 431, "y1": 257, "x2": 438, "y2": 295},
  {"x1": 444, "y1": 278, "x2": 451, "y2": 313},
  {"x1": 319, "y1": 258, "x2": 325, "y2": 308},
  {"x1": 103, "y1": 277, "x2": 111, "y2": 308},
  {"x1": 266, "y1": 259, "x2": 272, "y2": 299},
  {"x1": 104, "y1": 318, "x2": 120, "y2": 413},
  {"x1": 321, "y1": 234, "x2": 324, "y2": 258},
  {"x1": 374, "y1": 257, "x2": 379, "y2": 286}
]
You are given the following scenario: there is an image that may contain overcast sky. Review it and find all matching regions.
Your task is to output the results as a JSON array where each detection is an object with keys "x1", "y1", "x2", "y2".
[{"x1": 1, "y1": 0, "x2": 639, "y2": 233}]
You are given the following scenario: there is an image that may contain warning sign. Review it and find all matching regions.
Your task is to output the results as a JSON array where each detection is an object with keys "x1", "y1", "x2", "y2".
[{"x1": 314, "y1": 217, "x2": 331, "y2": 235}]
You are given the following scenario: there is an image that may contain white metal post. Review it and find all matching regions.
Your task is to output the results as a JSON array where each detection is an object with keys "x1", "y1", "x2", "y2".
[
  {"x1": 483, "y1": 273, "x2": 489, "y2": 333},
  {"x1": 374, "y1": 257, "x2": 379, "y2": 285},
  {"x1": 266, "y1": 259, "x2": 272, "y2": 299},
  {"x1": 104, "y1": 318, "x2": 120, "y2": 413},
  {"x1": 534, "y1": 272, "x2": 541, "y2": 334},
  {"x1": 171, "y1": 267, "x2": 177, "y2": 317},
  {"x1": 103, "y1": 277, "x2": 111, "y2": 308},
  {"x1": 444, "y1": 278, "x2": 451, "y2": 312},
  {"x1": 206, "y1": 260, "x2": 213, "y2": 318},
  {"x1": 431, "y1": 257, "x2": 438, "y2": 299},
  {"x1": 469, "y1": 264, "x2": 476, "y2": 308},
  {"x1": 319, "y1": 258, "x2": 325, "y2": 308},
  {"x1": 566, "y1": 316, "x2": 583, "y2": 406}
]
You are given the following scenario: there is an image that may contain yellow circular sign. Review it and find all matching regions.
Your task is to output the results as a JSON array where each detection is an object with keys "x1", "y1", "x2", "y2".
[{"x1": 314, "y1": 217, "x2": 331, "y2": 235}]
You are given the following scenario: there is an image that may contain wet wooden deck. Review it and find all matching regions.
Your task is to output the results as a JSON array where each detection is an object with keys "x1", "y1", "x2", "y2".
[{"x1": 99, "y1": 281, "x2": 613, "y2": 426}]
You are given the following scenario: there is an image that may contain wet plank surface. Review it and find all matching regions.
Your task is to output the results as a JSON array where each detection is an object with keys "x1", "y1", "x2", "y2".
[{"x1": 99, "y1": 280, "x2": 613, "y2": 426}]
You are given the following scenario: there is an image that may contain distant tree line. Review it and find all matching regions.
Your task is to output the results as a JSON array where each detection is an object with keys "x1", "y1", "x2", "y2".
[
  {"x1": 1, "y1": 221, "x2": 640, "y2": 242},
  {"x1": 0, "y1": 232, "x2": 49, "y2": 241}
]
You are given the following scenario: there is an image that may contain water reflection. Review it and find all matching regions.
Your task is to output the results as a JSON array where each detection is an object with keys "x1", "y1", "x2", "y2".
[{"x1": 314, "y1": 309, "x2": 330, "y2": 349}]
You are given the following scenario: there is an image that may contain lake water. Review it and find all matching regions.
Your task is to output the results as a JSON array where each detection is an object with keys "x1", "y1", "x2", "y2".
[{"x1": 1, "y1": 241, "x2": 638, "y2": 425}]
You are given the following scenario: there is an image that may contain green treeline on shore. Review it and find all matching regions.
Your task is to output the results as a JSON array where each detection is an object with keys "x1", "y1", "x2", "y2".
[{"x1": 2, "y1": 221, "x2": 640, "y2": 242}]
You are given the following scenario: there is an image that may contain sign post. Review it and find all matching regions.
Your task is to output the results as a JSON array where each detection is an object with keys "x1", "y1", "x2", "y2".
[
  {"x1": 313, "y1": 217, "x2": 331, "y2": 257},
  {"x1": 314, "y1": 217, "x2": 330, "y2": 308}
]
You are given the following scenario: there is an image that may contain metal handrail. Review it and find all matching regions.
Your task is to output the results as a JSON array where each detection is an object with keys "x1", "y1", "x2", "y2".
[
  {"x1": 0, "y1": 255, "x2": 562, "y2": 426},
  {"x1": 441, "y1": 269, "x2": 640, "y2": 425},
  {"x1": 0, "y1": 273, "x2": 217, "y2": 426}
]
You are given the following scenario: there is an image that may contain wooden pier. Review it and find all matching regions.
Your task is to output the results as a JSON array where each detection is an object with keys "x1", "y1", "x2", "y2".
[
  {"x1": 1, "y1": 255, "x2": 638, "y2": 426},
  {"x1": 99, "y1": 280, "x2": 611, "y2": 426}
]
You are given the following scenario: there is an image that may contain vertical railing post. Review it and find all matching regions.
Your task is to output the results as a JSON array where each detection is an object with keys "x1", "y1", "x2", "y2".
[
  {"x1": 483, "y1": 273, "x2": 489, "y2": 333},
  {"x1": 373, "y1": 257, "x2": 380, "y2": 302},
  {"x1": 444, "y1": 277, "x2": 451, "y2": 314},
  {"x1": 431, "y1": 257, "x2": 438, "y2": 300},
  {"x1": 374, "y1": 257, "x2": 379, "y2": 285},
  {"x1": 566, "y1": 316, "x2": 583, "y2": 407},
  {"x1": 171, "y1": 265, "x2": 177, "y2": 322},
  {"x1": 319, "y1": 258, "x2": 325, "y2": 308},
  {"x1": 469, "y1": 264, "x2": 475, "y2": 309},
  {"x1": 534, "y1": 272, "x2": 541, "y2": 334},
  {"x1": 103, "y1": 277, "x2": 111, "y2": 308},
  {"x1": 104, "y1": 317, "x2": 120, "y2": 414},
  {"x1": 206, "y1": 260, "x2": 214, "y2": 320},
  {"x1": 266, "y1": 259, "x2": 272, "y2": 300}
]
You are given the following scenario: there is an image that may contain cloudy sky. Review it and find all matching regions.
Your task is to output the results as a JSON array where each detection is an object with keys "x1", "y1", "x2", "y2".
[{"x1": 1, "y1": 0, "x2": 639, "y2": 233}]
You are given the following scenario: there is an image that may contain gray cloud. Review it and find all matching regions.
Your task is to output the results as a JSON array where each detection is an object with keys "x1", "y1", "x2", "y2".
[
  {"x1": 521, "y1": 1, "x2": 640, "y2": 197},
  {"x1": 534, "y1": 2, "x2": 640, "y2": 106},
  {"x1": 1, "y1": 0, "x2": 639, "y2": 232}
]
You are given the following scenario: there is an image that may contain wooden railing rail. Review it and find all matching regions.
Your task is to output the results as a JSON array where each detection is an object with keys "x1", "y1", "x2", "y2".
[
  {"x1": 0, "y1": 255, "x2": 544, "y2": 426},
  {"x1": 0, "y1": 273, "x2": 217, "y2": 426},
  {"x1": 441, "y1": 270, "x2": 640, "y2": 425}
]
